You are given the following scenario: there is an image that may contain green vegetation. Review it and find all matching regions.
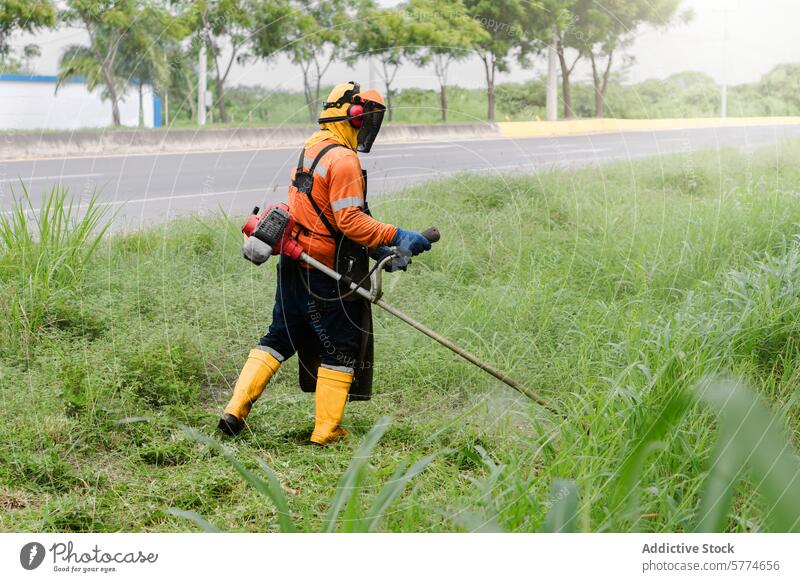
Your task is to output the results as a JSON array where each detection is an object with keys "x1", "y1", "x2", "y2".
[
  {"x1": 181, "y1": 66, "x2": 800, "y2": 128},
  {"x1": 3, "y1": 142, "x2": 800, "y2": 532}
]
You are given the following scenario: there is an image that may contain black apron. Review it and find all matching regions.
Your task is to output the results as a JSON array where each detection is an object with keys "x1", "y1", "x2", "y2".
[{"x1": 291, "y1": 144, "x2": 374, "y2": 401}]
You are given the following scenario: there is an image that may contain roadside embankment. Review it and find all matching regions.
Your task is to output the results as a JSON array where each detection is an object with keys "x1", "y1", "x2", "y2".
[
  {"x1": 0, "y1": 123, "x2": 501, "y2": 160},
  {"x1": 2, "y1": 117, "x2": 800, "y2": 160}
]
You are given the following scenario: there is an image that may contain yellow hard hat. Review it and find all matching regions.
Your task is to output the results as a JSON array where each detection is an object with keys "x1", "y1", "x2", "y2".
[{"x1": 318, "y1": 82, "x2": 386, "y2": 153}]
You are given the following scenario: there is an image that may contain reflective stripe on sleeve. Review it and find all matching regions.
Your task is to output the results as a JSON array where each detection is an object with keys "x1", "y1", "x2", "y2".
[
  {"x1": 304, "y1": 157, "x2": 327, "y2": 178},
  {"x1": 331, "y1": 196, "x2": 364, "y2": 211}
]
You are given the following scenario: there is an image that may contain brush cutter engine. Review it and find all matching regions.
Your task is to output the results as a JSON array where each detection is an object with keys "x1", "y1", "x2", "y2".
[{"x1": 241, "y1": 203, "x2": 303, "y2": 265}]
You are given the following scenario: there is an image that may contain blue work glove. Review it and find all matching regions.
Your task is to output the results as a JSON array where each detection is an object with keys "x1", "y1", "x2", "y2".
[
  {"x1": 392, "y1": 228, "x2": 432, "y2": 256},
  {"x1": 372, "y1": 246, "x2": 410, "y2": 272}
]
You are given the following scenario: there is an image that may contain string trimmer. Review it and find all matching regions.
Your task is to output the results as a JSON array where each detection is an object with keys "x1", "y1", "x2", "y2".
[{"x1": 240, "y1": 203, "x2": 556, "y2": 414}]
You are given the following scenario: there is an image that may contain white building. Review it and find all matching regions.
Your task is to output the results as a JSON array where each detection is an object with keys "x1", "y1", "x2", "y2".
[{"x1": 0, "y1": 74, "x2": 162, "y2": 130}]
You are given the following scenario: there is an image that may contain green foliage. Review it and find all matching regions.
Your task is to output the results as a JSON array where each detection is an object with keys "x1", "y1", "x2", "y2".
[
  {"x1": 756, "y1": 64, "x2": 800, "y2": 115},
  {"x1": 694, "y1": 377, "x2": 800, "y2": 532},
  {"x1": 407, "y1": 0, "x2": 489, "y2": 122},
  {"x1": 61, "y1": 0, "x2": 187, "y2": 125},
  {"x1": 254, "y1": 0, "x2": 351, "y2": 123},
  {"x1": 4, "y1": 144, "x2": 800, "y2": 533},
  {"x1": 168, "y1": 60, "x2": 800, "y2": 126},
  {"x1": 177, "y1": 418, "x2": 436, "y2": 533},
  {"x1": 0, "y1": 185, "x2": 109, "y2": 352},
  {"x1": 463, "y1": 0, "x2": 529, "y2": 120},
  {"x1": 121, "y1": 335, "x2": 206, "y2": 407},
  {"x1": 350, "y1": 2, "x2": 417, "y2": 120},
  {"x1": 0, "y1": 0, "x2": 55, "y2": 57},
  {"x1": 544, "y1": 480, "x2": 580, "y2": 533}
]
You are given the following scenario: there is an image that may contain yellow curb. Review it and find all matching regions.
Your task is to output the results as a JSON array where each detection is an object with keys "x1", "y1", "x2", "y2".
[{"x1": 497, "y1": 117, "x2": 800, "y2": 138}]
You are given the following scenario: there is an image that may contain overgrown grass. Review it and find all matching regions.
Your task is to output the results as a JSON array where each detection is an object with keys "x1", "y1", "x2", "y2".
[
  {"x1": 2, "y1": 142, "x2": 800, "y2": 532},
  {"x1": 0, "y1": 185, "x2": 110, "y2": 355}
]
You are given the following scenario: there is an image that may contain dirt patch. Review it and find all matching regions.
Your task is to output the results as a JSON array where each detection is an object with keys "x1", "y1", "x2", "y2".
[{"x1": 0, "y1": 490, "x2": 30, "y2": 510}]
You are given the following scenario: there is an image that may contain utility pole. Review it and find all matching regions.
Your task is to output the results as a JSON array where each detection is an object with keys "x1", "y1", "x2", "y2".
[
  {"x1": 721, "y1": 8, "x2": 728, "y2": 118},
  {"x1": 198, "y1": 34, "x2": 207, "y2": 126},
  {"x1": 546, "y1": 26, "x2": 558, "y2": 121},
  {"x1": 715, "y1": 1, "x2": 739, "y2": 118}
]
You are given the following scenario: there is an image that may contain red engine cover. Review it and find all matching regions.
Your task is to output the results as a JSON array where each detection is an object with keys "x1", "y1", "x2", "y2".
[{"x1": 241, "y1": 203, "x2": 303, "y2": 261}]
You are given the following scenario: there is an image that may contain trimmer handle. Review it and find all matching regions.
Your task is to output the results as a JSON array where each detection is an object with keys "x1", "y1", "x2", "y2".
[{"x1": 421, "y1": 226, "x2": 440, "y2": 243}]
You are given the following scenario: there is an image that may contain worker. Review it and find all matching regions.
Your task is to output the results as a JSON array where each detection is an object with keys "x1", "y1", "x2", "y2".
[{"x1": 218, "y1": 82, "x2": 432, "y2": 445}]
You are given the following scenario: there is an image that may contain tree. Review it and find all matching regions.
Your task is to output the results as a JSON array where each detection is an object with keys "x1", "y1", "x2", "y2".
[
  {"x1": 61, "y1": 0, "x2": 183, "y2": 127},
  {"x1": 186, "y1": 0, "x2": 257, "y2": 124},
  {"x1": 759, "y1": 64, "x2": 800, "y2": 115},
  {"x1": 291, "y1": 0, "x2": 350, "y2": 124},
  {"x1": 0, "y1": 0, "x2": 56, "y2": 71},
  {"x1": 463, "y1": 0, "x2": 528, "y2": 122},
  {"x1": 253, "y1": 0, "x2": 349, "y2": 124},
  {"x1": 408, "y1": 0, "x2": 487, "y2": 123},
  {"x1": 573, "y1": 0, "x2": 688, "y2": 118},
  {"x1": 535, "y1": 0, "x2": 582, "y2": 119},
  {"x1": 349, "y1": 2, "x2": 416, "y2": 122},
  {"x1": 61, "y1": 0, "x2": 142, "y2": 126},
  {"x1": 116, "y1": 11, "x2": 187, "y2": 127}
]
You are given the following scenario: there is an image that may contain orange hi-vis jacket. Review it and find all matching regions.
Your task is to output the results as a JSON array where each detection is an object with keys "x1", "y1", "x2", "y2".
[{"x1": 288, "y1": 139, "x2": 397, "y2": 269}]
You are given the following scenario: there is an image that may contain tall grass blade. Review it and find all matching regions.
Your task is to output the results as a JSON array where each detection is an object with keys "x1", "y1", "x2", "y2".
[
  {"x1": 695, "y1": 377, "x2": 800, "y2": 532},
  {"x1": 182, "y1": 426, "x2": 297, "y2": 532},
  {"x1": 544, "y1": 480, "x2": 580, "y2": 533},
  {"x1": 0, "y1": 183, "x2": 111, "y2": 348},
  {"x1": 358, "y1": 451, "x2": 440, "y2": 532},
  {"x1": 254, "y1": 458, "x2": 295, "y2": 532},
  {"x1": 167, "y1": 508, "x2": 222, "y2": 532},
  {"x1": 323, "y1": 416, "x2": 391, "y2": 533},
  {"x1": 610, "y1": 383, "x2": 691, "y2": 528}
]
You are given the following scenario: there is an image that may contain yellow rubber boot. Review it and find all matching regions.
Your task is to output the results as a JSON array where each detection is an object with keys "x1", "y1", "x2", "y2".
[
  {"x1": 224, "y1": 349, "x2": 281, "y2": 421},
  {"x1": 310, "y1": 366, "x2": 353, "y2": 445}
]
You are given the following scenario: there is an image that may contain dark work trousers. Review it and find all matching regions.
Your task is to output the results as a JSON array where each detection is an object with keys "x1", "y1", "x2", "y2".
[{"x1": 259, "y1": 256, "x2": 362, "y2": 370}]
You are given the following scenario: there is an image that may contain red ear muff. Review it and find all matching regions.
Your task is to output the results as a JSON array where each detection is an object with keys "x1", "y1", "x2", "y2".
[{"x1": 348, "y1": 103, "x2": 364, "y2": 128}]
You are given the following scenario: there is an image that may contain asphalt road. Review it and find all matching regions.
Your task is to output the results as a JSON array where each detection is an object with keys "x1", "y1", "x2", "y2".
[{"x1": 1, "y1": 124, "x2": 799, "y2": 229}]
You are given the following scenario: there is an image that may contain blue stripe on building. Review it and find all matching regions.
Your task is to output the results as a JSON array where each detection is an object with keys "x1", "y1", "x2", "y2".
[
  {"x1": 153, "y1": 94, "x2": 162, "y2": 128},
  {"x1": 0, "y1": 73, "x2": 85, "y2": 84}
]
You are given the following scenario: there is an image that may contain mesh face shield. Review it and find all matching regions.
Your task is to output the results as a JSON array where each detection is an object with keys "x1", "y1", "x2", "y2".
[{"x1": 356, "y1": 101, "x2": 385, "y2": 153}]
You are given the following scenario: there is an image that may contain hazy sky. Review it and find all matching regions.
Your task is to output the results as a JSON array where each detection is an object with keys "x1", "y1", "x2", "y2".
[{"x1": 10, "y1": 0, "x2": 800, "y2": 91}]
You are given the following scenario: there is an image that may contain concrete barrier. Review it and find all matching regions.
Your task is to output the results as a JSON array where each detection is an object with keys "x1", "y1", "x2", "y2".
[{"x1": 0, "y1": 123, "x2": 501, "y2": 160}]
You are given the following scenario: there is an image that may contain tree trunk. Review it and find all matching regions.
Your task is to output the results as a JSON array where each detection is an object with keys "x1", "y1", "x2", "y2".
[
  {"x1": 557, "y1": 41, "x2": 574, "y2": 119},
  {"x1": 301, "y1": 65, "x2": 315, "y2": 124},
  {"x1": 482, "y1": 54, "x2": 496, "y2": 122},
  {"x1": 590, "y1": 51, "x2": 614, "y2": 119},
  {"x1": 215, "y1": 75, "x2": 227, "y2": 123},
  {"x1": 85, "y1": 21, "x2": 120, "y2": 126},
  {"x1": 101, "y1": 64, "x2": 121, "y2": 126},
  {"x1": 138, "y1": 82, "x2": 144, "y2": 127},
  {"x1": 440, "y1": 83, "x2": 447, "y2": 123},
  {"x1": 111, "y1": 98, "x2": 121, "y2": 126},
  {"x1": 303, "y1": 80, "x2": 317, "y2": 125},
  {"x1": 434, "y1": 55, "x2": 449, "y2": 123},
  {"x1": 385, "y1": 87, "x2": 393, "y2": 122},
  {"x1": 594, "y1": 83, "x2": 604, "y2": 118}
]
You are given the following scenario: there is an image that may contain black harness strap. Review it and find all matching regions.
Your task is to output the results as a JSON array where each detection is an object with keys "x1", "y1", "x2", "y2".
[{"x1": 292, "y1": 143, "x2": 343, "y2": 241}]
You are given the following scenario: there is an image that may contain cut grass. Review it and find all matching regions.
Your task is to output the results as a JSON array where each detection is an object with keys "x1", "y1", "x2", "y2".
[{"x1": 2, "y1": 142, "x2": 800, "y2": 532}]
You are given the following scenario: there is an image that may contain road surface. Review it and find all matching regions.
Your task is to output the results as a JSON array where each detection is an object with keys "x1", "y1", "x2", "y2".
[{"x1": 1, "y1": 124, "x2": 799, "y2": 228}]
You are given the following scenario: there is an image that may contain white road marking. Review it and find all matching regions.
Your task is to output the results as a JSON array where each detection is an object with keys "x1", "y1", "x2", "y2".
[
  {"x1": 0, "y1": 187, "x2": 267, "y2": 215},
  {"x1": 0, "y1": 172, "x2": 103, "y2": 183},
  {"x1": 551, "y1": 147, "x2": 611, "y2": 154}
]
